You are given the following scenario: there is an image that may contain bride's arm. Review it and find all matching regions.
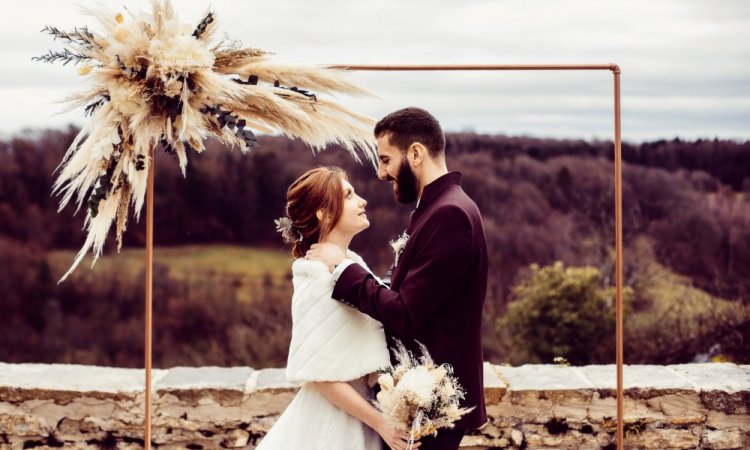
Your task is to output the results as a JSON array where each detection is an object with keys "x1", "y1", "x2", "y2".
[{"x1": 309, "y1": 381, "x2": 419, "y2": 450}]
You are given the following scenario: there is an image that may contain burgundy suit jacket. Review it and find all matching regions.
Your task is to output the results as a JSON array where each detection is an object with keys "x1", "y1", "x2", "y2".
[{"x1": 332, "y1": 172, "x2": 488, "y2": 429}]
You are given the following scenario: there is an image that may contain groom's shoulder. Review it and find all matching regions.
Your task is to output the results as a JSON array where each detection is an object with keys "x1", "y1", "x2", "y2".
[
  {"x1": 448, "y1": 184, "x2": 483, "y2": 217},
  {"x1": 423, "y1": 190, "x2": 483, "y2": 235},
  {"x1": 434, "y1": 187, "x2": 480, "y2": 217}
]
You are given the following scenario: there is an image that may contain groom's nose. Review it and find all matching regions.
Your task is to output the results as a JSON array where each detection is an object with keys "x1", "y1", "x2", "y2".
[{"x1": 377, "y1": 162, "x2": 387, "y2": 180}]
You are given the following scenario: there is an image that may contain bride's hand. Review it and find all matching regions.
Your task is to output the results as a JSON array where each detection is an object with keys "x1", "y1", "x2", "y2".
[
  {"x1": 376, "y1": 421, "x2": 420, "y2": 450},
  {"x1": 306, "y1": 242, "x2": 346, "y2": 272}
]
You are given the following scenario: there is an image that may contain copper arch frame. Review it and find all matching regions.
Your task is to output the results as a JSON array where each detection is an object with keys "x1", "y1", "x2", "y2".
[{"x1": 142, "y1": 63, "x2": 625, "y2": 449}]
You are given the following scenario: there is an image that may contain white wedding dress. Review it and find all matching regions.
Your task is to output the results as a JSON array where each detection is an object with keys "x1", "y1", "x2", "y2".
[{"x1": 255, "y1": 251, "x2": 391, "y2": 450}]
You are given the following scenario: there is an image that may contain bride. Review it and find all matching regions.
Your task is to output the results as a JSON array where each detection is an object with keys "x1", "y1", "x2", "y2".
[{"x1": 256, "y1": 166, "x2": 418, "y2": 450}]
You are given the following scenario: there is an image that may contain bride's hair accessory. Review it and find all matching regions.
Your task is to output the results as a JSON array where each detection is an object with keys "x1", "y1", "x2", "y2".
[{"x1": 275, "y1": 216, "x2": 303, "y2": 244}]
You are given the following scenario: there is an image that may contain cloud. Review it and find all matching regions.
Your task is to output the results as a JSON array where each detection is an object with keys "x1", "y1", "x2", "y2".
[{"x1": 1, "y1": 0, "x2": 748, "y2": 142}]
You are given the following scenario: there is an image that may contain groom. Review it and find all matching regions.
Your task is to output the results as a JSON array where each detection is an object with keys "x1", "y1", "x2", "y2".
[{"x1": 307, "y1": 107, "x2": 488, "y2": 450}]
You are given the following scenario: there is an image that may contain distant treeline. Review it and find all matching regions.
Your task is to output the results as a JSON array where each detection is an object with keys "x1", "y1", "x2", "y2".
[
  {"x1": 1, "y1": 128, "x2": 749, "y2": 366},
  {"x1": 449, "y1": 133, "x2": 750, "y2": 191}
]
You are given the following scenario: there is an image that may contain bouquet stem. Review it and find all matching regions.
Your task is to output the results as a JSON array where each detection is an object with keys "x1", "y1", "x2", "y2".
[{"x1": 407, "y1": 410, "x2": 424, "y2": 450}]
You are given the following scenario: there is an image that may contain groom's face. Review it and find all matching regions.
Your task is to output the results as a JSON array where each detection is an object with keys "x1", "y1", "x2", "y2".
[{"x1": 376, "y1": 134, "x2": 419, "y2": 204}]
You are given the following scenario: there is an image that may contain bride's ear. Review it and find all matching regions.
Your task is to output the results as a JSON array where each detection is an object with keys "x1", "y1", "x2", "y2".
[{"x1": 316, "y1": 209, "x2": 326, "y2": 222}]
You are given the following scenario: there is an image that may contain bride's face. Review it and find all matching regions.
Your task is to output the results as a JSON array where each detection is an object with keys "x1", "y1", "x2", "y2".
[{"x1": 332, "y1": 179, "x2": 369, "y2": 236}]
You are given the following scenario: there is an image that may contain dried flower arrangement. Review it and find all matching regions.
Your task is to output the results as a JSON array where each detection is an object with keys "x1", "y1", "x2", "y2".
[
  {"x1": 374, "y1": 341, "x2": 474, "y2": 448},
  {"x1": 35, "y1": 1, "x2": 376, "y2": 281}
]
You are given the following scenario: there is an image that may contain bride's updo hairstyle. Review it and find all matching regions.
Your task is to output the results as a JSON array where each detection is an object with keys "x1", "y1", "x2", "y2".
[{"x1": 284, "y1": 166, "x2": 346, "y2": 257}]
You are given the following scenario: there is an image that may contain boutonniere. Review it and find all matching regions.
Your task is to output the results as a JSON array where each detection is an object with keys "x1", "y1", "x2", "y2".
[{"x1": 390, "y1": 231, "x2": 410, "y2": 266}]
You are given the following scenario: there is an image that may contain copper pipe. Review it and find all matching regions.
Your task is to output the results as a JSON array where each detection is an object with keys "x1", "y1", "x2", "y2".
[
  {"x1": 140, "y1": 62, "x2": 625, "y2": 450},
  {"x1": 613, "y1": 66, "x2": 624, "y2": 450},
  {"x1": 331, "y1": 62, "x2": 625, "y2": 450},
  {"x1": 328, "y1": 63, "x2": 617, "y2": 71},
  {"x1": 334, "y1": 62, "x2": 624, "y2": 449},
  {"x1": 144, "y1": 145, "x2": 155, "y2": 450}
]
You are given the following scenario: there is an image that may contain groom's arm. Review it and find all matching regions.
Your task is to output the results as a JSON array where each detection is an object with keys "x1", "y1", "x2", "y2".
[
  {"x1": 332, "y1": 205, "x2": 473, "y2": 338},
  {"x1": 331, "y1": 258, "x2": 356, "y2": 281}
]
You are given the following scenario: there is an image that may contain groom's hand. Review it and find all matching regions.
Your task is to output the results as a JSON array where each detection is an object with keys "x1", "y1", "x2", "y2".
[{"x1": 306, "y1": 243, "x2": 346, "y2": 272}]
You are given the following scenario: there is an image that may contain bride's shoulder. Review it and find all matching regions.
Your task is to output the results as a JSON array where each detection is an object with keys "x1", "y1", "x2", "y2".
[
  {"x1": 346, "y1": 251, "x2": 383, "y2": 285},
  {"x1": 346, "y1": 250, "x2": 365, "y2": 265},
  {"x1": 292, "y1": 257, "x2": 331, "y2": 279}
]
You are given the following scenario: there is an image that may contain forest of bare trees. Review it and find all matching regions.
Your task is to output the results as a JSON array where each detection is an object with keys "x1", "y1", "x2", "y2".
[{"x1": 1, "y1": 127, "x2": 748, "y2": 367}]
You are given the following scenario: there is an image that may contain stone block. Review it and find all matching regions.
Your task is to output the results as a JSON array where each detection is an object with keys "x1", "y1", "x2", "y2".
[
  {"x1": 54, "y1": 417, "x2": 103, "y2": 442},
  {"x1": 703, "y1": 429, "x2": 746, "y2": 449},
  {"x1": 251, "y1": 368, "x2": 298, "y2": 391},
  {"x1": 670, "y1": 363, "x2": 750, "y2": 392},
  {"x1": 510, "y1": 429, "x2": 524, "y2": 446},
  {"x1": 483, "y1": 363, "x2": 508, "y2": 405},
  {"x1": 495, "y1": 364, "x2": 594, "y2": 391},
  {"x1": 154, "y1": 398, "x2": 246, "y2": 429},
  {"x1": 706, "y1": 411, "x2": 750, "y2": 430},
  {"x1": 246, "y1": 414, "x2": 279, "y2": 434},
  {"x1": 155, "y1": 366, "x2": 253, "y2": 406},
  {"x1": 241, "y1": 390, "x2": 295, "y2": 417},
  {"x1": 221, "y1": 428, "x2": 250, "y2": 448},
  {"x1": 548, "y1": 391, "x2": 595, "y2": 422},
  {"x1": 496, "y1": 388, "x2": 593, "y2": 425},
  {"x1": 0, "y1": 362, "x2": 166, "y2": 396},
  {"x1": 477, "y1": 421, "x2": 503, "y2": 438},
  {"x1": 525, "y1": 431, "x2": 586, "y2": 449},
  {"x1": 645, "y1": 392, "x2": 706, "y2": 422},
  {"x1": 0, "y1": 412, "x2": 47, "y2": 436},
  {"x1": 485, "y1": 412, "x2": 521, "y2": 428},
  {"x1": 241, "y1": 368, "x2": 298, "y2": 416},
  {"x1": 587, "y1": 391, "x2": 616, "y2": 422},
  {"x1": 580, "y1": 364, "x2": 695, "y2": 398},
  {"x1": 621, "y1": 397, "x2": 668, "y2": 423},
  {"x1": 460, "y1": 434, "x2": 501, "y2": 447},
  {"x1": 701, "y1": 390, "x2": 750, "y2": 415},
  {"x1": 625, "y1": 428, "x2": 700, "y2": 449}
]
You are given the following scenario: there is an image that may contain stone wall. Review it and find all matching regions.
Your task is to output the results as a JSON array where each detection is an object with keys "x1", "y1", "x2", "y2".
[{"x1": 0, "y1": 362, "x2": 748, "y2": 449}]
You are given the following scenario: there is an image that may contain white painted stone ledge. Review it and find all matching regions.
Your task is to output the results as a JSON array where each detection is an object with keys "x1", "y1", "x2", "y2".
[{"x1": 0, "y1": 363, "x2": 748, "y2": 449}]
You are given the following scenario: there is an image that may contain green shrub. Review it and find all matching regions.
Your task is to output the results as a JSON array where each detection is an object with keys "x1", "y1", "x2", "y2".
[{"x1": 498, "y1": 261, "x2": 632, "y2": 365}]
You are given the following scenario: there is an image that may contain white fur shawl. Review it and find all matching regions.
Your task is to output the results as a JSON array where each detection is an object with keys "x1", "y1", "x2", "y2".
[{"x1": 285, "y1": 251, "x2": 390, "y2": 383}]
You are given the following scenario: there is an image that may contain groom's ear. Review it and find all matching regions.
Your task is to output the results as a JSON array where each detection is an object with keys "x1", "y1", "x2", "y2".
[{"x1": 407, "y1": 142, "x2": 426, "y2": 167}]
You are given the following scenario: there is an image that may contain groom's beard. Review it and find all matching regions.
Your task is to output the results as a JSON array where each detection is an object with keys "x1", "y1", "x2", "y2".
[{"x1": 393, "y1": 158, "x2": 418, "y2": 204}]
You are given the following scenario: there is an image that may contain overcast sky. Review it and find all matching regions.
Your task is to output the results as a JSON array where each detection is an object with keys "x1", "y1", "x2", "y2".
[{"x1": 2, "y1": 0, "x2": 748, "y2": 142}]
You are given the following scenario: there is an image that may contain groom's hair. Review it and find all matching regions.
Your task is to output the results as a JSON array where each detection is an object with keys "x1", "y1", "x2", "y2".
[{"x1": 374, "y1": 107, "x2": 445, "y2": 159}]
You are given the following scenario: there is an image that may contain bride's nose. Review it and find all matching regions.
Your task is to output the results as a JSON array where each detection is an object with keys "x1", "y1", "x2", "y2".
[{"x1": 359, "y1": 198, "x2": 367, "y2": 208}]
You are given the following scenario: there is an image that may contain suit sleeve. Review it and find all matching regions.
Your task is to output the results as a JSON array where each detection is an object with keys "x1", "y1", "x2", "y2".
[{"x1": 332, "y1": 204, "x2": 473, "y2": 337}]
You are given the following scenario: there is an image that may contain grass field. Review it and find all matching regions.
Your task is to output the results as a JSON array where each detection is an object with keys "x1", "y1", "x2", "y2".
[
  {"x1": 631, "y1": 258, "x2": 746, "y2": 326},
  {"x1": 49, "y1": 243, "x2": 747, "y2": 337},
  {"x1": 624, "y1": 256, "x2": 748, "y2": 362},
  {"x1": 48, "y1": 245, "x2": 294, "y2": 303}
]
